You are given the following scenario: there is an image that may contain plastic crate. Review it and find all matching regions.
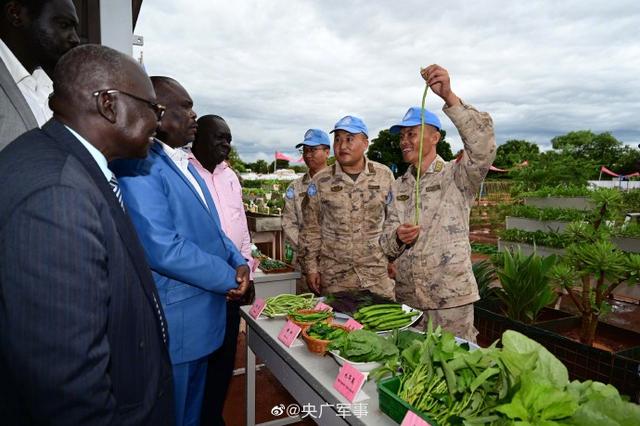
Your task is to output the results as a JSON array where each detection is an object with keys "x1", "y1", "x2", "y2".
[
  {"x1": 613, "y1": 347, "x2": 640, "y2": 403},
  {"x1": 377, "y1": 376, "x2": 438, "y2": 425}
]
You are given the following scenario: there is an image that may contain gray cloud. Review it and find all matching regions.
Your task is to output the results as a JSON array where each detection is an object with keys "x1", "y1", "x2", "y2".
[{"x1": 135, "y1": 0, "x2": 640, "y2": 162}]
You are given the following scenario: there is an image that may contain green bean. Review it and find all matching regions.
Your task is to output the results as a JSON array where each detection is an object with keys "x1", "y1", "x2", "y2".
[{"x1": 263, "y1": 293, "x2": 316, "y2": 317}]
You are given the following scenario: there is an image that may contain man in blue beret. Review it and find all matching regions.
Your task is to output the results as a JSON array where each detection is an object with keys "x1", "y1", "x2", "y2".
[
  {"x1": 282, "y1": 129, "x2": 330, "y2": 292},
  {"x1": 381, "y1": 64, "x2": 496, "y2": 341},
  {"x1": 300, "y1": 116, "x2": 396, "y2": 299}
]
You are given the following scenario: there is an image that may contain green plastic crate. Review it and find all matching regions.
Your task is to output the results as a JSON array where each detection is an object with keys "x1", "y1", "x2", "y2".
[{"x1": 377, "y1": 376, "x2": 439, "y2": 425}]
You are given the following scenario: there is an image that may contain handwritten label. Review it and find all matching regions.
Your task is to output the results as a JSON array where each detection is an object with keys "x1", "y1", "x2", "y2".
[
  {"x1": 277, "y1": 320, "x2": 302, "y2": 347},
  {"x1": 249, "y1": 298, "x2": 266, "y2": 319},
  {"x1": 333, "y1": 362, "x2": 366, "y2": 402},
  {"x1": 343, "y1": 318, "x2": 363, "y2": 331},
  {"x1": 401, "y1": 410, "x2": 431, "y2": 426},
  {"x1": 314, "y1": 301, "x2": 333, "y2": 312}
]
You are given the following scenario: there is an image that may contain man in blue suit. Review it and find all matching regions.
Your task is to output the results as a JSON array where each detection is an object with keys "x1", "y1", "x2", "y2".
[{"x1": 112, "y1": 76, "x2": 250, "y2": 426}]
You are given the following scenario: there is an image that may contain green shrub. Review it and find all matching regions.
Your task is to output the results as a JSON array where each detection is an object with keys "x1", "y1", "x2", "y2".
[
  {"x1": 473, "y1": 260, "x2": 498, "y2": 300},
  {"x1": 471, "y1": 242, "x2": 498, "y2": 255},
  {"x1": 499, "y1": 229, "x2": 571, "y2": 249},
  {"x1": 503, "y1": 204, "x2": 590, "y2": 222},
  {"x1": 518, "y1": 185, "x2": 591, "y2": 198},
  {"x1": 495, "y1": 250, "x2": 557, "y2": 323}
]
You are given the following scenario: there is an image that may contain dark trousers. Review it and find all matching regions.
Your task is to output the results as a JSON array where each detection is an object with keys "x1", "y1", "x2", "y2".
[{"x1": 200, "y1": 301, "x2": 241, "y2": 426}]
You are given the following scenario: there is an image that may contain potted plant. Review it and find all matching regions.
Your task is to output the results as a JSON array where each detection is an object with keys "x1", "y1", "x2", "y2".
[
  {"x1": 494, "y1": 249, "x2": 557, "y2": 324},
  {"x1": 474, "y1": 251, "x2": 573, "y2": 347},
  {"x1": 546, "y1": 189, "x2": 640, "y2": 346}
]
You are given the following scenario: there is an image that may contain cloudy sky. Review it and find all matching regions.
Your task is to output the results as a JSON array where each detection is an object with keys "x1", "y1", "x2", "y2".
[{"x1": 134, "y1": 0, "x2": 640, "y2": 163}]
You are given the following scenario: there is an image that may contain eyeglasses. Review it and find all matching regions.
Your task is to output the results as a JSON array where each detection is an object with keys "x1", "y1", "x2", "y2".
[
  {"x1": 92, "y1": 89, "x2": 166, "y2": 121},
  {"x1": 298, "y1": 146, "x2": 328, "y2": 155}
]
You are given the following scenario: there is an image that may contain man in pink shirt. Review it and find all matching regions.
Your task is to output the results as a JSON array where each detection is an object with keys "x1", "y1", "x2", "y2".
[{"x1": 189, "y1": 114, "x2": 255, "y2": 426}]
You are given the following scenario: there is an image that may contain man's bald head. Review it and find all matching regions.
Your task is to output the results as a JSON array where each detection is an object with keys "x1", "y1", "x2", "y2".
[
  {"x1": 53, "y1": 44, "x2": 126, "y2": 107},
  {"x1": 149, "y1": 76, "x2": 197, "y2": 148},
  {"x1": 51, "y1": 44, "x2": 153, "y2": 113},
  {"x1": 49, "y1": 44, "x2": 159, "y2": 161},
  {"x1": 150, "y1": 76, "x2": 180, "y2": 102}
]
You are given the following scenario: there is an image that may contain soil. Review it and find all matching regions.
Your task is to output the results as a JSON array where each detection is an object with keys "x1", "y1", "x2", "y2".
[
  {"x1": 547, "y1": 319, "x2": 640, "y2": 353},
  {"x1": 560, "y1": 328, "x2": 631, "y2": 353},
  {"x1": 558, "y1": 297, "x2": 640, "y2": 334}
]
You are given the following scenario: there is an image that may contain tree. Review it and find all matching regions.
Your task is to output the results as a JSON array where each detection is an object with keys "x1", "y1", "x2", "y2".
[
  {"x1": 612, "y1": 145, "x2": 640, "y2": 176},
  {"x1": 494, "y1": 139, "x2": 539, "y2": 168},
  {"x1": 437, "y1": 130, "x2": 454, "y2": 161},
  {"x1": 368, "y1": 130, "x2": 404, "y2": 176},
  {"x1": 551, "y1": 130, "x2": 622, "y2": 168},
  {"x1": 290, "y1": 165, "x2": 308, "y2": 173},
  {"x1": 268, "y1": 159, "x2": 289, "y2": 171},
  {"x1": 249, "y1": 159, "x2": 269, "y2": 174},
  {"x1": 227, "y1": 147, "x2": 246, "y2": 172},
  {"x1": 368, "y1": 129, "x2": 453, "y2": 177},
  {"x1": 509, "y1": 151, "x2": 597, "y2": 193}
]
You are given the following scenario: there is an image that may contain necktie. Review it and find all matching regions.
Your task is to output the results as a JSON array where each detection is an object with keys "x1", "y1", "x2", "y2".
[
  {"x1": 109, "y1": 174, "x2": 125, "y2": 211},
  {"x1": 153, "y1": 293, "x2": 167, "y2": 344},
  {"x1": 109, "y1": 174, "x2": 167, "y2": 344}
]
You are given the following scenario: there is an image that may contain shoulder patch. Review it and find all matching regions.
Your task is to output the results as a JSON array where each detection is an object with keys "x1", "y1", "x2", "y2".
[
  {"x1": 307, "y1": 183, "x2": 317, "y2": 197},
  {"x1": 285, "y1": 187, "x2": 295, "y2": 199},
  {"x1": 385, "y1": 191, "x2": 393, "y2": 205},
  {"x1": 434, "y1": 161, "x2": 444, "y2": 172},
  {"x1": 397, "y1": 194, "x2": 410, "y2": 201}
]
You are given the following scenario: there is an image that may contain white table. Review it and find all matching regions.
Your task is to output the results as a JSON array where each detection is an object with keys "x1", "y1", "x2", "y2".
[
  {"x1": 240, "y1": 306, "x2": 397, "y2": 426},
  {"x1": 253, "y1": 270, "x2": 300, "y2": 300}
]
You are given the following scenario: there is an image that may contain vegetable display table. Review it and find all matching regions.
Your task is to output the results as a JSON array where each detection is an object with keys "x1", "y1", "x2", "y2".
[
  {"x1": 253, "y1": 270, "x2": 300, "y2": 300},
  {"x1": 240, "y1": 306, "x2": 397, "y2": 426}
]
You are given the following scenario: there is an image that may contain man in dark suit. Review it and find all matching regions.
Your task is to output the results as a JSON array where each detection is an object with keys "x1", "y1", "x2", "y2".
[
  {"x1": 0, "y1": 44, "x2": 174, "y2": 425},
  {"x1": 112, "y1": 77, "x2": 250, "y2": 426},
  {"x1": 0, "y1": 0, "x2": 80, "y2": 150}
]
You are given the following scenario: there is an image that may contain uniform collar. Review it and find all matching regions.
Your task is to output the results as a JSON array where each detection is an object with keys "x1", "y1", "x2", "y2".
[
  {"x1": 331, "y1": 156, "x2": 375, "y2": 177},
  {"x1": 410, "y1": 154, "x2": 445, "y2": 177}
]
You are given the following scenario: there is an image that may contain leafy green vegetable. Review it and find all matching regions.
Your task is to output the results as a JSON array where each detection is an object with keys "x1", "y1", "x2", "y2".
[
  {"x1": 565, "y1": 380, "x2": 640, "y2": 425},
  {"x1": 329, "y1": 329, "x2": 398, "y2": 362},
  {"x1": 501, "y1": 330, "x2": 569, "y2": 388},
  {"x1": 306, "y1": 322, "x2": 346, "y2": 341},
  {"x1": 382, "y1": 328, "x2": 640, "y2": 425},
  {"x1": 496, "y1": 372, "x2": 578, "y2": 424}
]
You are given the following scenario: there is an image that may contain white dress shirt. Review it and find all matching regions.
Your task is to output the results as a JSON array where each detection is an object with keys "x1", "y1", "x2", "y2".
[
  {"x1": 64, "y1": 126, "x2": 111, "y2": 182},
  {"x1": 160, "y1": 141, "x2": 208, "y2": 206},
  {"x1": 0, "y1": 38, "x2": 53, "y2": 126}
]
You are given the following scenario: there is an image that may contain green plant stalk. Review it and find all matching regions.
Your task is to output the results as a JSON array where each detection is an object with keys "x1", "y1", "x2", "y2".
[{"x1": 414, "y1": 82, "x2": 429, "y2": 225}]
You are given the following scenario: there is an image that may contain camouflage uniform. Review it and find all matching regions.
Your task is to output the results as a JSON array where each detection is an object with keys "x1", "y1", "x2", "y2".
[
  {"x1": 300, "y1": 158, "x2": 395, "y2": 299},
  {"x1": 282, "y1": 173, "x2": 311, "y2": 253},
  {"x1": 282, "y1": 173, "x2": 312, "y2": 293},
  {"x1": 381, "y1": 101, "x2": 496, "y2": 342}
]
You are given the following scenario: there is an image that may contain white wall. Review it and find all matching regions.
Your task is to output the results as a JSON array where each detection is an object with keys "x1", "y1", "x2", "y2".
[
  {"x1": 588, "y1": 180, "x2": 640, "y2": 190},
  {"x1": 100, "y1": 0, "x2": 133, "y2": 55}
]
